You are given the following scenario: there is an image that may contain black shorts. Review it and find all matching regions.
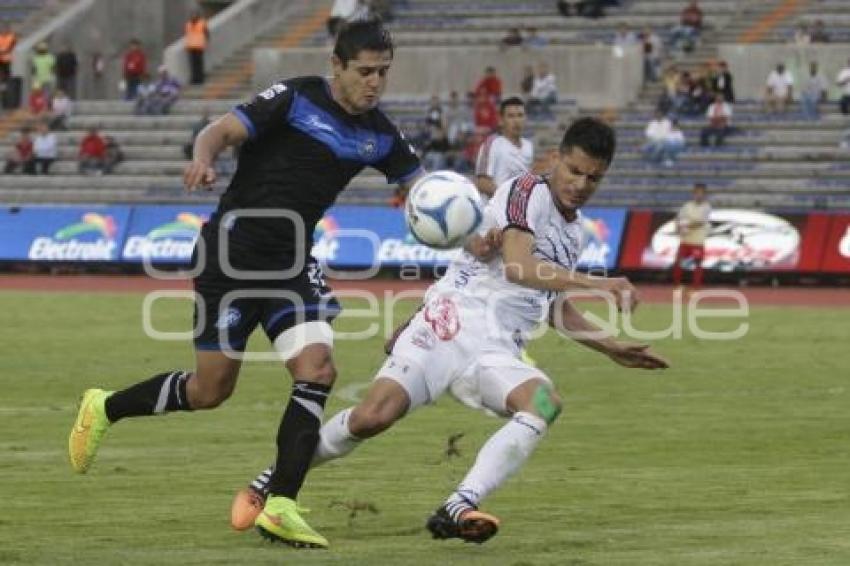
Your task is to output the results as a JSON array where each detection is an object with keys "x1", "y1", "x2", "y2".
[{"x1": 192, "y1": 253, "x2": 341, "y2": 352}]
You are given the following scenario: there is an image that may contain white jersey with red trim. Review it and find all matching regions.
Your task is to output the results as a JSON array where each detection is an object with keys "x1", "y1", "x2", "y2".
[
  {"x1": 475, "y1": 134, "x2": 534, "y2": 203},
  {"x1": 429, "y1": 173, "x2": 583, "y2": 346}
]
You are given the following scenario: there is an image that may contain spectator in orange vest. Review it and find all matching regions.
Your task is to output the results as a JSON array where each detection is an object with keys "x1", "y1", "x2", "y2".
[
  {"x1": 185, "y1": 11, "x2": 209, "y2": 85},
  {"x1": 0, "y1": 22, "x2": 16, "y2": 82},
  {"x1": 123, "y1": 39, "x2": 147, "y2": 100}
]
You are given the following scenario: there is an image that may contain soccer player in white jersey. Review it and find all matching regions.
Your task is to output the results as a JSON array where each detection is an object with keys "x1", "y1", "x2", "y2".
[
  {"x1": 474, "y1": 96, "x2": 534, "y2": 204},
  {"x1": 231, "y1": 118, "x2": 669, "y2": 543}
]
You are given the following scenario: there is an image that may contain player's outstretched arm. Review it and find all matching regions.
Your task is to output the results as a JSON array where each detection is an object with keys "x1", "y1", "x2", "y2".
[
  {"x1": 183, "y1": 113, "x2": 249, "y2": 192},
  {"x1": 502, "y1": 228, "x2": 639, "y2": 312},
  {"x1": 549, "y1": 298, "x2": 669, "y2": 370}
]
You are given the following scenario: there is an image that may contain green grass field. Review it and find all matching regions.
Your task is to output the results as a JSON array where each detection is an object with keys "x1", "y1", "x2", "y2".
[{"x1": 1, "y1": 291, "x2": 849, "y2": 565}]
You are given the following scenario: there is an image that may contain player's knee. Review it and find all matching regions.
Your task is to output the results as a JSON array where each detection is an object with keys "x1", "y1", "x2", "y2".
[
  {"x1": 531, "y1": 385, "x2": 562, "y2": 425},
  {"x1": 286, "y1": 346, "x2": 338, "y2": 386},
  {"x1": 348, "y1": 404, "x2": 397, "y2": 438},
  {"x1": 188, "y1": 368, "x2": 237, "y2": 409}
]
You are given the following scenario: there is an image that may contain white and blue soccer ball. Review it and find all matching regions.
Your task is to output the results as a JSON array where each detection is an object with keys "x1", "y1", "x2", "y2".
[{"x1": 405, "y1": 170, "x2": 483, "y2": 250}]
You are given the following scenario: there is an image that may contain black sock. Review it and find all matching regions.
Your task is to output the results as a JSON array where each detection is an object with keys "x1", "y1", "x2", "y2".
[
  {"x1": 266, "y1": 381, "x2": 331, "y2": 499},
  {"x1": 104, "y1": 370, "x2": 193, "y2": 422}
]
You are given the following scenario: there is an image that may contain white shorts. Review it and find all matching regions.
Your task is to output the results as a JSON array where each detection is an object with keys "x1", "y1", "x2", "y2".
[{"x1": 378, "y1": 294, "x2": 550, "y2": 416}]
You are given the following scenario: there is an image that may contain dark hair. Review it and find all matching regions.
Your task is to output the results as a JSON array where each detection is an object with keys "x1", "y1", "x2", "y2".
[
  {"x1": 694, "y1": 182, "x2": 707, "y2": 191},
  {"x1": 499, "y1": 96, "x2": 525, "y2": 114},
  {"x1": 560, "y1": 117, "x2": 616, "y2": 165},
  {"x1": 333, "y1": 18, "x2": 394, "y2": 66}
]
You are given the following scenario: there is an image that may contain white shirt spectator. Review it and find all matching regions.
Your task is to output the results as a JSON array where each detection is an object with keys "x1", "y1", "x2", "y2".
[
  {"x1": 836, "y1": 67, "x2": 850, "y2": 96},
  {"x1": 613, "y1": 31, "x2": 638, "y2": 49},
  {"x1": 666, "y1": 128, "x2": 686, "y2": 145},
  {"x1": 705, "y1": 101, "x2": 732, "y2": 122},
  {"x1": 766, "y1": 69, "x2": 794, "y2": 98},
  {"x1": 475, "y1": 134, "x2": 534, "y2": 188},
  {"x1": 33, "y1": 132, "x2": 58, "y2": 159},
  {"x1": 803, "y1": 73, "x2": 828, "y2": 99},
  {"x1": 531, "y1": 72, "x2": 557, "y2": 100},
  {"x1": 645, "y1": 117, "x2": 672, "y2": 142}
]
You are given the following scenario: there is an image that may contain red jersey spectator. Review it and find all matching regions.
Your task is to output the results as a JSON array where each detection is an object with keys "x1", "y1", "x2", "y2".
[
  {"x1": 4, "y1": 128, "x2": 35, "y2": 174},
  {"x1": 473, "y1": 66, "x2": 502, "y2": 103},
  {"x1": 123, "y1": 39, "x2": 147, "y2": 100},
  {"x1": 79, "y1": 127, "x2": 106, "y2": 175},
  {"x1": 28, "y1": 85, "x2": 49, "y2": 116},
  {"x1": 473, "y1": 91, "x2": 498, "y2": 133}
]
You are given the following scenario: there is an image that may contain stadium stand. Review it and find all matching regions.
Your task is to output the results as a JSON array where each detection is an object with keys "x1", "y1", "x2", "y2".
[{"x1": 0, "y1": 0, "x2": 848, "y2": 211}]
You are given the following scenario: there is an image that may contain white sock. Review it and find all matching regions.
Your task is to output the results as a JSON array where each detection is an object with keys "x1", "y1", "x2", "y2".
[
  {"x1": 311, "y1": 407, "x2": 361, "y2": 467},
  {"x1": 445, "y1": 411, "x2": 547, "y2": 520}
]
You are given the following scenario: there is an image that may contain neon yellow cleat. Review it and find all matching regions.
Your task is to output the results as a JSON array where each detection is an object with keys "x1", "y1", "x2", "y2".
[
  {"x1": 255, "y1": 496, "x2": 329, "y2": 549},
  {"x1": 519, "y1": 348, "x2": 537, "y2": 367},
  {"x1": 68, "y1": 388, "x2": 112, "y2": 474}
]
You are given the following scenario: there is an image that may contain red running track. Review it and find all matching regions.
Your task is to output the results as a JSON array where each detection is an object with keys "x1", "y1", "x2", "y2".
[{"x1": 0, "y1": 275, "x2": 847, "y2": 307}]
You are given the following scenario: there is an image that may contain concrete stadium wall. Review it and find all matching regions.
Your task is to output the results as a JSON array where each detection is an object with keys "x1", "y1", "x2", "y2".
[
  {"x1": 13, "y1": 0, "x2": 197, "y2": 100},
  {"x1": 253, "y1": 45, "x2": 644, "y2": 109},
  {"x1": 163, "y1": 0, "x2": 311, "y2": 87},
  {"x1": 719, "y1": 44, "x2": 850, "y2": 101}
]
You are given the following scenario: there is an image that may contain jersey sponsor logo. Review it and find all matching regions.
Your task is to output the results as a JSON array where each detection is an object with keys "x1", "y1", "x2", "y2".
[
  {"x1": 306, "y1": 113, "x2": 335, "y2": 133},
  {"x1": 215, "y1": 307, "x2": 242, "y2": 330},
  {"x1": 123, "y1": 212, "x2": 206, "y2": 261},
  {"x1": 28, "y1": 212, "x2": 117, "y2": 260},
  {"x1": 258, "y1": 83, "x2": 286, "y2": 100},
  {"x1": 647, "y1": 209, "x2": 800, "y2": 270},
  {"x1": 423, "y1": 296, "x2": 460, "y2": 341}
]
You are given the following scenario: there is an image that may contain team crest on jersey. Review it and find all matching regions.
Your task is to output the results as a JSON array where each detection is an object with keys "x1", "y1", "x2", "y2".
[
  {"x1": 358, "y1": 138, "x2": 377, "y2": 159},
  {"x1": 411, "y1": 327, "x2": 436, "y2": 350},
  {"x1": 215, "y1": 307, "x2": 242, "y2": 329},
  {"x1": 423, "y1": 297, "x2": 460, "y2": 341}
]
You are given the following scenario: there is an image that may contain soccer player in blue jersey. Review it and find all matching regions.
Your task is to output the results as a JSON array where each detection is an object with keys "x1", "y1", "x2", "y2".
[{"x1": 69, "y1": 19, "x2": 423, "y2": 549}]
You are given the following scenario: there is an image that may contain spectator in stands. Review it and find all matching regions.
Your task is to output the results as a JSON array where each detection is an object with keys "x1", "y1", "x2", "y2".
[
  {"x1": 836, "y1": 59, "x2": 850, "y2": 115},
  {"x1": 78, "y1": 127, "x2": 107, "y2": 175},
  {"x1": 711, "y1": 60, "x2": 735, "y2": 103},
  {"x1": 801, "y1": 61, "x2": 828, "y2": 120},
  {"x1": 657, "y1": 65, "x2": 680, "y2": 113},
  {"x1": 141, "y1": 66, "x2": 181, "y2": 115},
  {"x1": 28, "y1": 84, "x2": 49, "y2": 118},
  {"x1": 444, "y1": 90, "x2": 473, "y2": 150},
  {"x1": 661, "y1": 118, "x2": 686, "y2": 167},
  {"x1": 527, "y1": 61, "x2": 557, "y2": 119},
  {"x1": 791, "y1": 22, "x2": 811, "y2": 46},
  {"x1": 183, "y1": 108, "x2": 211, "y2": 160},
  {"x1": 32, "y1": 121, "x2": 57, "y2": 175},
  {"x1": 669, "y1": 0, "x2": 703, "y2": 53},
  {"x1": 31, "y1": 42, "x2": 56, "y2": 95},
  {"x1": 4, "y1": 127, "x2": 35, "y2": 174},
  {"x1": 557, "y1": 0, "x2": 605, "y2": 18},
  {"x1": 422, "y1": 125, "x2": 451, "y2": 170},
  {"x1": 643, "y1": 109, "x2": 672, "y2": 164},
  {"x1": 103, "y1": 135, "x2": 124, "y2": 175},
  {"x1": 133, "y1": 72, "x2": 155, "y2": 115},
  {"x1": 500, "y1": 28, "x2": 524, "y2": 50},
  {"x1": 0, "y1": 22, "x2": 17, "y2": 83},
  {"x1": 425, "y1": 94, "x2": 443, "y2": 128},
  {"x1": 524, "y1": 27, "x2": 548, "y2": 49},
  {"x1": 700, "y1": 93, "x2": 733, "y2": 147},
  {"x1": 49, "y1": 89, "x2": 73, "y2": 130},
  {"x1": 123, "y1": 39, "x2": 147, "y2": 100},
  {"x1": 810, "y1": 20, "x2": 830, "y2": 43},
  {"x1": 185, "y1": 11, "x2": 209, "y2": 86},
  {"x1": 473, "y1": 90, "x2": 499, "y2": 133},
  {"x1": 689, "y1": 66, "x2": 714, "y2": 115},
  {"x1": 473, "y1": 66, "x2": 502, "y2": 104},
  {"x1": 764, "y1": 63, "x2": 793, "y2": 114},
  {"x1": 520, "y1": 65, "x2": 534, "y2": 98},
  {"x1": 640, "y1": 27, "x2": 663, "y2": 83},
  {"x1": 56, "y1": 43, "x2": 78, "y2": 99},
  {"x1": 670, "y1": 70, "x2": 695, "y2": 116},
  {"x1": 612, "y1": 24, "x2": 638, "y2": 51}
]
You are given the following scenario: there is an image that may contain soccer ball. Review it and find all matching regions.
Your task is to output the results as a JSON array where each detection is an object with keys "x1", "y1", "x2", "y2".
[{"x1": 405, "y1": 171, "x2": 483, "y2": 249}]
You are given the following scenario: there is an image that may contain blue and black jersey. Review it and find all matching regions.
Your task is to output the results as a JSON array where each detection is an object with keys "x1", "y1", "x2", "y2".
[{"x1": 205, "y1": 75, "x2": 421, "y2": 270}]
